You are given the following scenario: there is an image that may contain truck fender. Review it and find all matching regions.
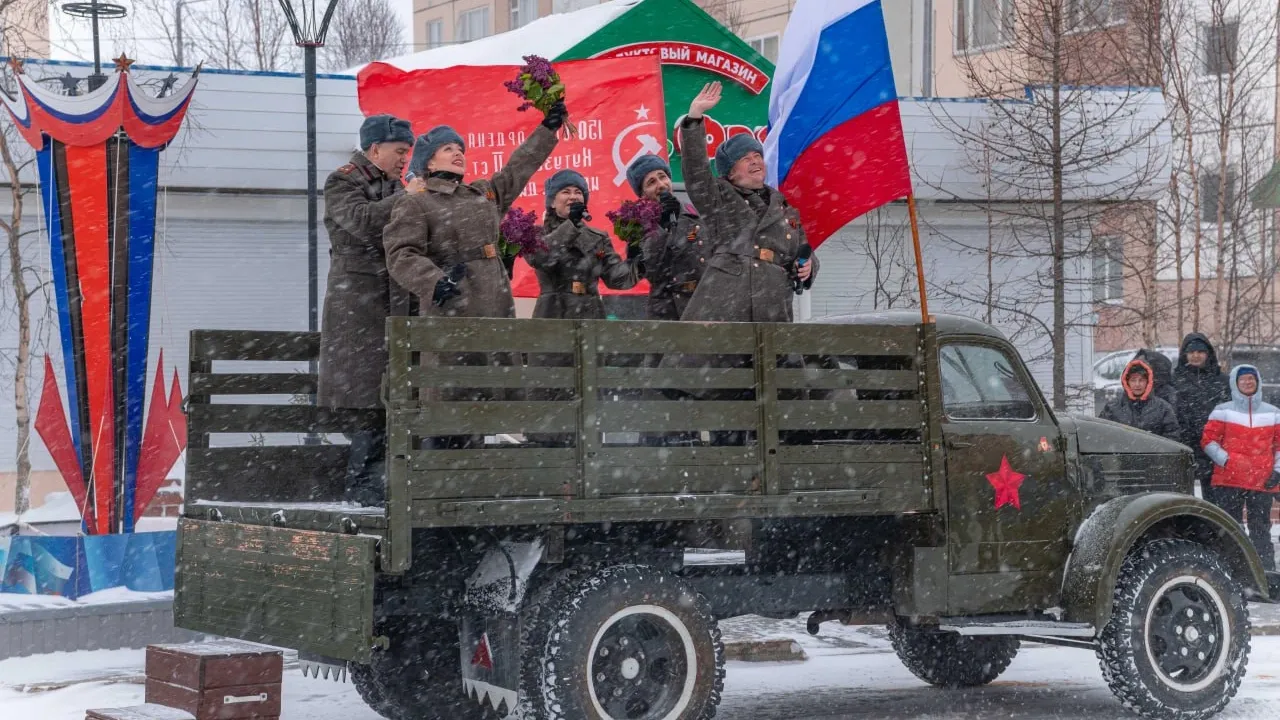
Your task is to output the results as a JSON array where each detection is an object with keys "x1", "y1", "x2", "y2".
[
  {"x1": 1060, "y1": 492, "x2": 1268, "y2": 631},
  {"x1": 462, "y1": 539, "x2": 544, "y2": 614}
]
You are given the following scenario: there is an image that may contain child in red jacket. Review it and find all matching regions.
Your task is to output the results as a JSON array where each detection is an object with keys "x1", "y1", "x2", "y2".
[{"x1": 1202, "y1": 364, "x2": 1280, "y2": 570}]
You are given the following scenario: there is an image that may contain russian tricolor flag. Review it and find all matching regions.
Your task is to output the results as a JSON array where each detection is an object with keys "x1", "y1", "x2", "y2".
[{"x1": 764, "y1": 0, "x2": 913, "y2": 246}]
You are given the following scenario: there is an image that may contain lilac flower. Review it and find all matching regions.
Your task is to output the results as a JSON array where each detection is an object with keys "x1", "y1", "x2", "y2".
[
  {"x1": 606, "y1": 199, "x2": 662, "y2": 246},
  {"x1": 505, "y1": 55, "x2": 573, "y2": 133},
  {"x1": 499, "y1": 207, "x2": 546, "y2": 257}
]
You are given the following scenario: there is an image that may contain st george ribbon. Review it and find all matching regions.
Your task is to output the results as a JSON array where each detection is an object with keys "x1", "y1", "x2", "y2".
[{"x1": 1, "y1": 57, "x2": 198, "y2": 534}]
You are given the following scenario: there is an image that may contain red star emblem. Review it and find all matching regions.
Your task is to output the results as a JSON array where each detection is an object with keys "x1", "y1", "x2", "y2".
[{"x1": 986, "y1": 455, "x2": 1025, "y2": 510}]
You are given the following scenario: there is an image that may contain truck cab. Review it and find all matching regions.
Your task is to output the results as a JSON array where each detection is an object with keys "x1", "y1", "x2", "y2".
[{"x1": 174, "y1": 312, "x2": 1272, "y2": 720}]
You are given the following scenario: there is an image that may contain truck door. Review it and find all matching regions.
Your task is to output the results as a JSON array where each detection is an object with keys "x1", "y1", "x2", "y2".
[{"x1": 937, "y1": 341, "x2": 1077, "y2": 615}]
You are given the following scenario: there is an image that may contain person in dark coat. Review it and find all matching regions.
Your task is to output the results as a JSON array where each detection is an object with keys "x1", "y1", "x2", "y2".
[
  {"x1": 677, "y1": 82, "x2": 816, "y2": 322},
  {"x1": 624, "y1": 154, "x2": 709, "y2": 321},
  {"x1": 528, "y1": 169, "x2": 640, "y2": 320},
  {"x1": 1133, "y1": 349, "x2": 1178, "y2": 417},
  {"x1": 1100, "y1": 359, "x2": 1181, "y2": 441},
  {"x1": 383, "y1": 103, "x2": 566, "y2": 448},
  {"x1": 317, "y1": 113, "x2": 418, "y2": 505},
  {"x1": 1175, "y1": 333, "x2": 1232, "y2": 505}
]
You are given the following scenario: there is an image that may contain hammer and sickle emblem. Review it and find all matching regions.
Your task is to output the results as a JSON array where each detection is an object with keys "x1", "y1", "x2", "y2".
[{"x1": 612, "y1": 120, "x2": 662, "y2": 187}]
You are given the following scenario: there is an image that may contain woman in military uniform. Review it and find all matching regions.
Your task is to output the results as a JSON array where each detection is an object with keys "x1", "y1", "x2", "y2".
[
  {"x1": 527, "y1": 169, "x2": 641, "y2": 319},
  {"x1": 383, "y1": 101, "x2": 567, "y2": 448},
  {"x1": 526, "y1": 170, "x2": 641, "y2": 446}
]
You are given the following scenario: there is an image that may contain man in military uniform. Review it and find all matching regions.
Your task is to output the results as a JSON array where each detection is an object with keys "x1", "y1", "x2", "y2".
[
  {"x1": 318, "y1": 113, "x2": 420, "y2": 505},
  {"x1": 625, "y1": 154, "x2": 709, "y2": 321},
  {"x1": 677, "y1": 82, "x2": 816, "y2": 322}
]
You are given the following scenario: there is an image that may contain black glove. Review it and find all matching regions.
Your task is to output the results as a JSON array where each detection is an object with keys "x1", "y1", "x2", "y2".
[
  {"x1": 568, "y1": 201, "x2": 587, "y2": 225},
  {"x1": 658, "y1": 191, "x2": 682, "y2": 230},
  {"x1": 626, "y1": 242, "x2": 646, "y2": 277},
  {"x1": 432, "y1": 264, "x2": 467, "y2": 307},
  {"x1": 501, "y1": 254, "x2": 517, "y2": 279},
  {"x1": 542, "y1": 100, "x2": 568, "y2": 131},
  {"x1": 1267, "y1": 472, "x2": 1280, "y2": 491}
]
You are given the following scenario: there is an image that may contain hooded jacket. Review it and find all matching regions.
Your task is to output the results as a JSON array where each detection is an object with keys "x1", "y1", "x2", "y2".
[
  {"x1": 1174, "y1": 332, "x2": 1231, "y2": 448},
  {"x1": 1133, "y1": 349, "x2": 1178, "y2": 414},
  {"x1": 1100, "y1": 359, "x2": 1181, "y2": 441},
  {"x1": 1201, "y1": 364, "x2": 1280, "y2": 492}
]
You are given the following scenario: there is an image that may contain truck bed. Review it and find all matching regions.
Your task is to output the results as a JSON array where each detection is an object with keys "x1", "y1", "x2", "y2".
[{"x1": 184, "y1": 318, "x2": 944, "y2": 572}]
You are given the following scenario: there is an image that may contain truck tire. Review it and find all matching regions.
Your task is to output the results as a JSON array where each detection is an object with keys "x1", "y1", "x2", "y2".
[
  {"x1": 353, "y1": 618, "x2": 490, "y2": 720},
  {"x1": 1097, "y1": 539, "x2": 1249, "y2": 720},
  {"x1": 526, "y1": 564, "x2": 725, "y2": 720},
  {"x1": 889, "y1": 620, "x2": 1019, "y2": 687}
]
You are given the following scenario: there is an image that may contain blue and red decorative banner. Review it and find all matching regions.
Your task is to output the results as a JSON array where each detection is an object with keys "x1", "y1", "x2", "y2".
[{"x1": 2, "y1": 57, "x2": 199, "y2": 533}]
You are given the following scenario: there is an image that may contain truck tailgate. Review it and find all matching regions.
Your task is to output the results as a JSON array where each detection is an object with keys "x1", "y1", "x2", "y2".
[{"x1": 174, "y1": 518, "x2": 377, "y2": 663}]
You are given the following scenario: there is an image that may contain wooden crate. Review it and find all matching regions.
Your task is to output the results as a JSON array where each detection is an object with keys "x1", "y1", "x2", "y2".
[
  {"x1": 144, "y1": 641, "x2": 282, "y2": 720},
  {"x1": 86, "y1": 705, "x2": 195, "y2": 720}
]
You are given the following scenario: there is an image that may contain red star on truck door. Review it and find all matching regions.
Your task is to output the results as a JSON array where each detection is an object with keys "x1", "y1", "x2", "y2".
[{"x1": 986, "y1": 455, "x2": 1025, "y2": 510}]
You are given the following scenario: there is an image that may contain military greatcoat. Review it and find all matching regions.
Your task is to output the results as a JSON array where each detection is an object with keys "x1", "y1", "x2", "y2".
[
  {"x1": 677, "y1": 118, "x2": 817, "y2": 323},
  {"x1": 317, "y1": 151, "x2": 408, "y2": 409},
  {"x1": 383, "y1": 125, "x2": 559, "y2": 319},
  {"x1": 642, "y1": 208, "x2": 710, "y2": 321},
  {"x1": 528, "y1": 215, "x2": 640, "y2": 320}
]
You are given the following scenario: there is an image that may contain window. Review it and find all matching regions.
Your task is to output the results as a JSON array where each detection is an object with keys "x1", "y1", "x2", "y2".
[
  {"x1": 1067, "y1": 0, "x2": 1125, "y2": 30},
  {"x1": 554, "y1": 0, "x2": 602, "y2": 12},
  {"x1": 1200, "y1": 169, "x2": 1237, "y2": 224},
  {"x1": 1092, "y1": 235, "x2": 1123, "y2": 303},
  {"x1": 426, "y1": 19, "x2": 444, "y2": 49},
  {"x1": 955, "y1": 0, "x2": 1014, "y2": 52},
  {"x1": 457, "y1": 7, "x2": 490, "y2": 43},
  {"x1": 511, "y1": 0, "x2": 539, "y2": 29},
  {"x1": 939, "y1": 344, "x2": 1037, "y2": 420},
  {"x1": 1201, "y1": 21, "x2": 1239, "y2": 75},
  {"x1": 748, "y1": 34, "x2": 780, "y2": 63}
]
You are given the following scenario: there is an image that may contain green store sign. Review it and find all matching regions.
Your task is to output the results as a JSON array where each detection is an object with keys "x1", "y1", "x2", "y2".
[{"x1": 555, "y1": 0, "x2": 776, "y2": 184}]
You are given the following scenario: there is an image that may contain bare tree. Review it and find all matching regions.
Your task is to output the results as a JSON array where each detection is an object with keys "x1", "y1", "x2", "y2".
[
  {"x1": 930, "y1": 0, "x2": 1167, "y2": 410},
  {"x1": 695, "y1": 0, "x2": 747, "y2": 36},
  {"x1": 0, "y1": 0, "x2": 55, "y2": 516},
  {"x1": 322, "y1": 0, "x2": 406, "y2": 72},
  {"x1": 101, "y1": 0, "x2": 296, "y2": 71}
]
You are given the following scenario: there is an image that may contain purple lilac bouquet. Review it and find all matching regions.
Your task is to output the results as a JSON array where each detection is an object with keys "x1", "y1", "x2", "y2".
[
  {"x1": 499, "y1": 207, "x2": 546, "y2": 258},
  {"x1": 504, "y1": 55, "x2": 575, "y2": 137},
  {"x1": 606, "y1": 199, "x2": 663, "y2": 247}
]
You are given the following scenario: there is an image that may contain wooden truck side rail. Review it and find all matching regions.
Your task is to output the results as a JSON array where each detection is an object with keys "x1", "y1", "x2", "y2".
[{"x1": 382, "y1": 317, "x2": 942, "y2": 572}]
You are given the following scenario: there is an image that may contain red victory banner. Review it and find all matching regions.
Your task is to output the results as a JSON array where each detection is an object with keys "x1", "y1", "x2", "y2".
[{"x1": 358, "y1": 57, "x2": 668, "y2": 298}]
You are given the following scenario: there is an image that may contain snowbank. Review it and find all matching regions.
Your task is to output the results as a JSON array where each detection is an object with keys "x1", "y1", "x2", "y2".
[{"x1": 348, "y1": 0, "x2": 641, "y2": 73}]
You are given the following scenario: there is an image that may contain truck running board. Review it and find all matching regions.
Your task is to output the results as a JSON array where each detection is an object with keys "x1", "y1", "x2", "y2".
[{"x1": 938, "y1": 617, "x2": 1096, "y2": 637}]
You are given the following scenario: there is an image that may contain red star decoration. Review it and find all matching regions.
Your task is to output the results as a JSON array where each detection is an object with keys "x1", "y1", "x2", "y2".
[
  {"x1": 7, "y1": 57, "x2": 23, "y2": 75},
  {"x1": 986, "y1": 455, "x2": 1025, "y2": 510},
  {"x1": 112, "y1": 54, "x2": 135, "y2": 72}
]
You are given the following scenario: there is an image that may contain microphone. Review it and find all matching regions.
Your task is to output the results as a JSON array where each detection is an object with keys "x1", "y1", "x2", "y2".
[{"x1": 792, "y1": 243, "x2": 813, "y2": 295}]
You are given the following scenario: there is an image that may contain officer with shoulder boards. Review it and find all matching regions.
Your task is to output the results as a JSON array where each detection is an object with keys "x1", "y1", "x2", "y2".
[{"x1": 318, "y1": 113, "x2": 420, "y2": 506}]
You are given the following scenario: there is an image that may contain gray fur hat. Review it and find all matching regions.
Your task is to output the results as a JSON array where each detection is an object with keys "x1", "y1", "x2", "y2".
[
  {"x1": 359, "y1": 114, "x2": 414, "y2": 151},
  {"x1": 544, "y1": 169, "x2": 589, "y2": 209},
  {"x1": 409, "y1": 125, "x2": 466, "y2": 177},
  {"x1": 715, "y1": 133, "x2": 765, "y2": 177},
  {"x1": 626, "y1": 154, "x2": 671, "y2": 197}
]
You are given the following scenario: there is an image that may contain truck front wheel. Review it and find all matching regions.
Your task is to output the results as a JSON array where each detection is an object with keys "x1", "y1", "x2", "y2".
[
  {"x1": 1097, "y1": 539, "x2": 1249, "y2": 720},
  {"x1": 527, "y1": 564, "x2": 725, "y2": 720},
  {"x1": 889, "y1": 620, "x2": 1019, "y2": 687}
]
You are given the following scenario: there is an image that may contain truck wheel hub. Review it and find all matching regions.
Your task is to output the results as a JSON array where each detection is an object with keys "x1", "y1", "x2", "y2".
[
  {"x1": 1144, "y1": 576, "x2": 1229, "y2": 691},
  {"x1": 587, "y1": 606, "x2": 695, "y2": 719}
]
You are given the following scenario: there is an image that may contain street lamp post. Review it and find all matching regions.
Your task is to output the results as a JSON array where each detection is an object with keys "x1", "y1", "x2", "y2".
[
  {"x1": 175, "y1": 0, "x2": 210, "y2": 68},
  {"x1": 61, "y1": 0, "x2": 128, "y2": 90},
  {"x1": 277, "y1": 0, "x2": 340, "y2": 342}
]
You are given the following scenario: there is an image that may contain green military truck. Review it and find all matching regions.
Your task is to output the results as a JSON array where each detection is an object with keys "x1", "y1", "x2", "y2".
[{"x1": 174, "y1": 312, "x2": 1276, "y2": 720}]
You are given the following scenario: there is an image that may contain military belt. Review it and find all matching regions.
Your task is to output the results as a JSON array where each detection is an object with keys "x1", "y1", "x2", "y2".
[
  {"x1": 542, "y1": 281, "x2": 591, "y2": 296},
  {"x1": 454, "y1": 243, "x2": 500, "y2": 264},
  {"x1": 331, "y1": 245, "x2": 384, "y2": 259},
  {"x1": 718, "y1": 246, "x2": 789, "y2": 267}
]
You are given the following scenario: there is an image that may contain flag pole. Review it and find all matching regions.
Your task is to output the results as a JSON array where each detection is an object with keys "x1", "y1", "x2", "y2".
[{"x1": 906, "y1": 193, "x2": 930, "y2": 324}]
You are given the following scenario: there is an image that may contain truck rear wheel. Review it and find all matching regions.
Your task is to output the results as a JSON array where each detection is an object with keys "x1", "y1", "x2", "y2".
[
  {"x1": 889, "y1": 620, "x2": 1019, "y2": 687},
  {"x1": 352, "y1": 618, "x2": 489, "y2": 720},
  {"x1": 1097, "y1": 539, "x2": 1249, "y2": 720},
  {"x1": 526, "y1": 564, "x2": 725, "y2": 720}
]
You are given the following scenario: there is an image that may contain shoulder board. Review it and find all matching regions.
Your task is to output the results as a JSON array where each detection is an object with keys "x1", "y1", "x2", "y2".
[{"x1": 338, "y1": 163, "x2": 357, "y2": 175}]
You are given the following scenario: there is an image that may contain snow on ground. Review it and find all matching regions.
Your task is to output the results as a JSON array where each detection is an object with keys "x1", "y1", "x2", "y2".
[
  {"x1": 6, "y1": 634, "x2": 1280, "y2": 719},
  {"x1": 0, "y1": 589, "x2": 172, "y2": 612}
]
